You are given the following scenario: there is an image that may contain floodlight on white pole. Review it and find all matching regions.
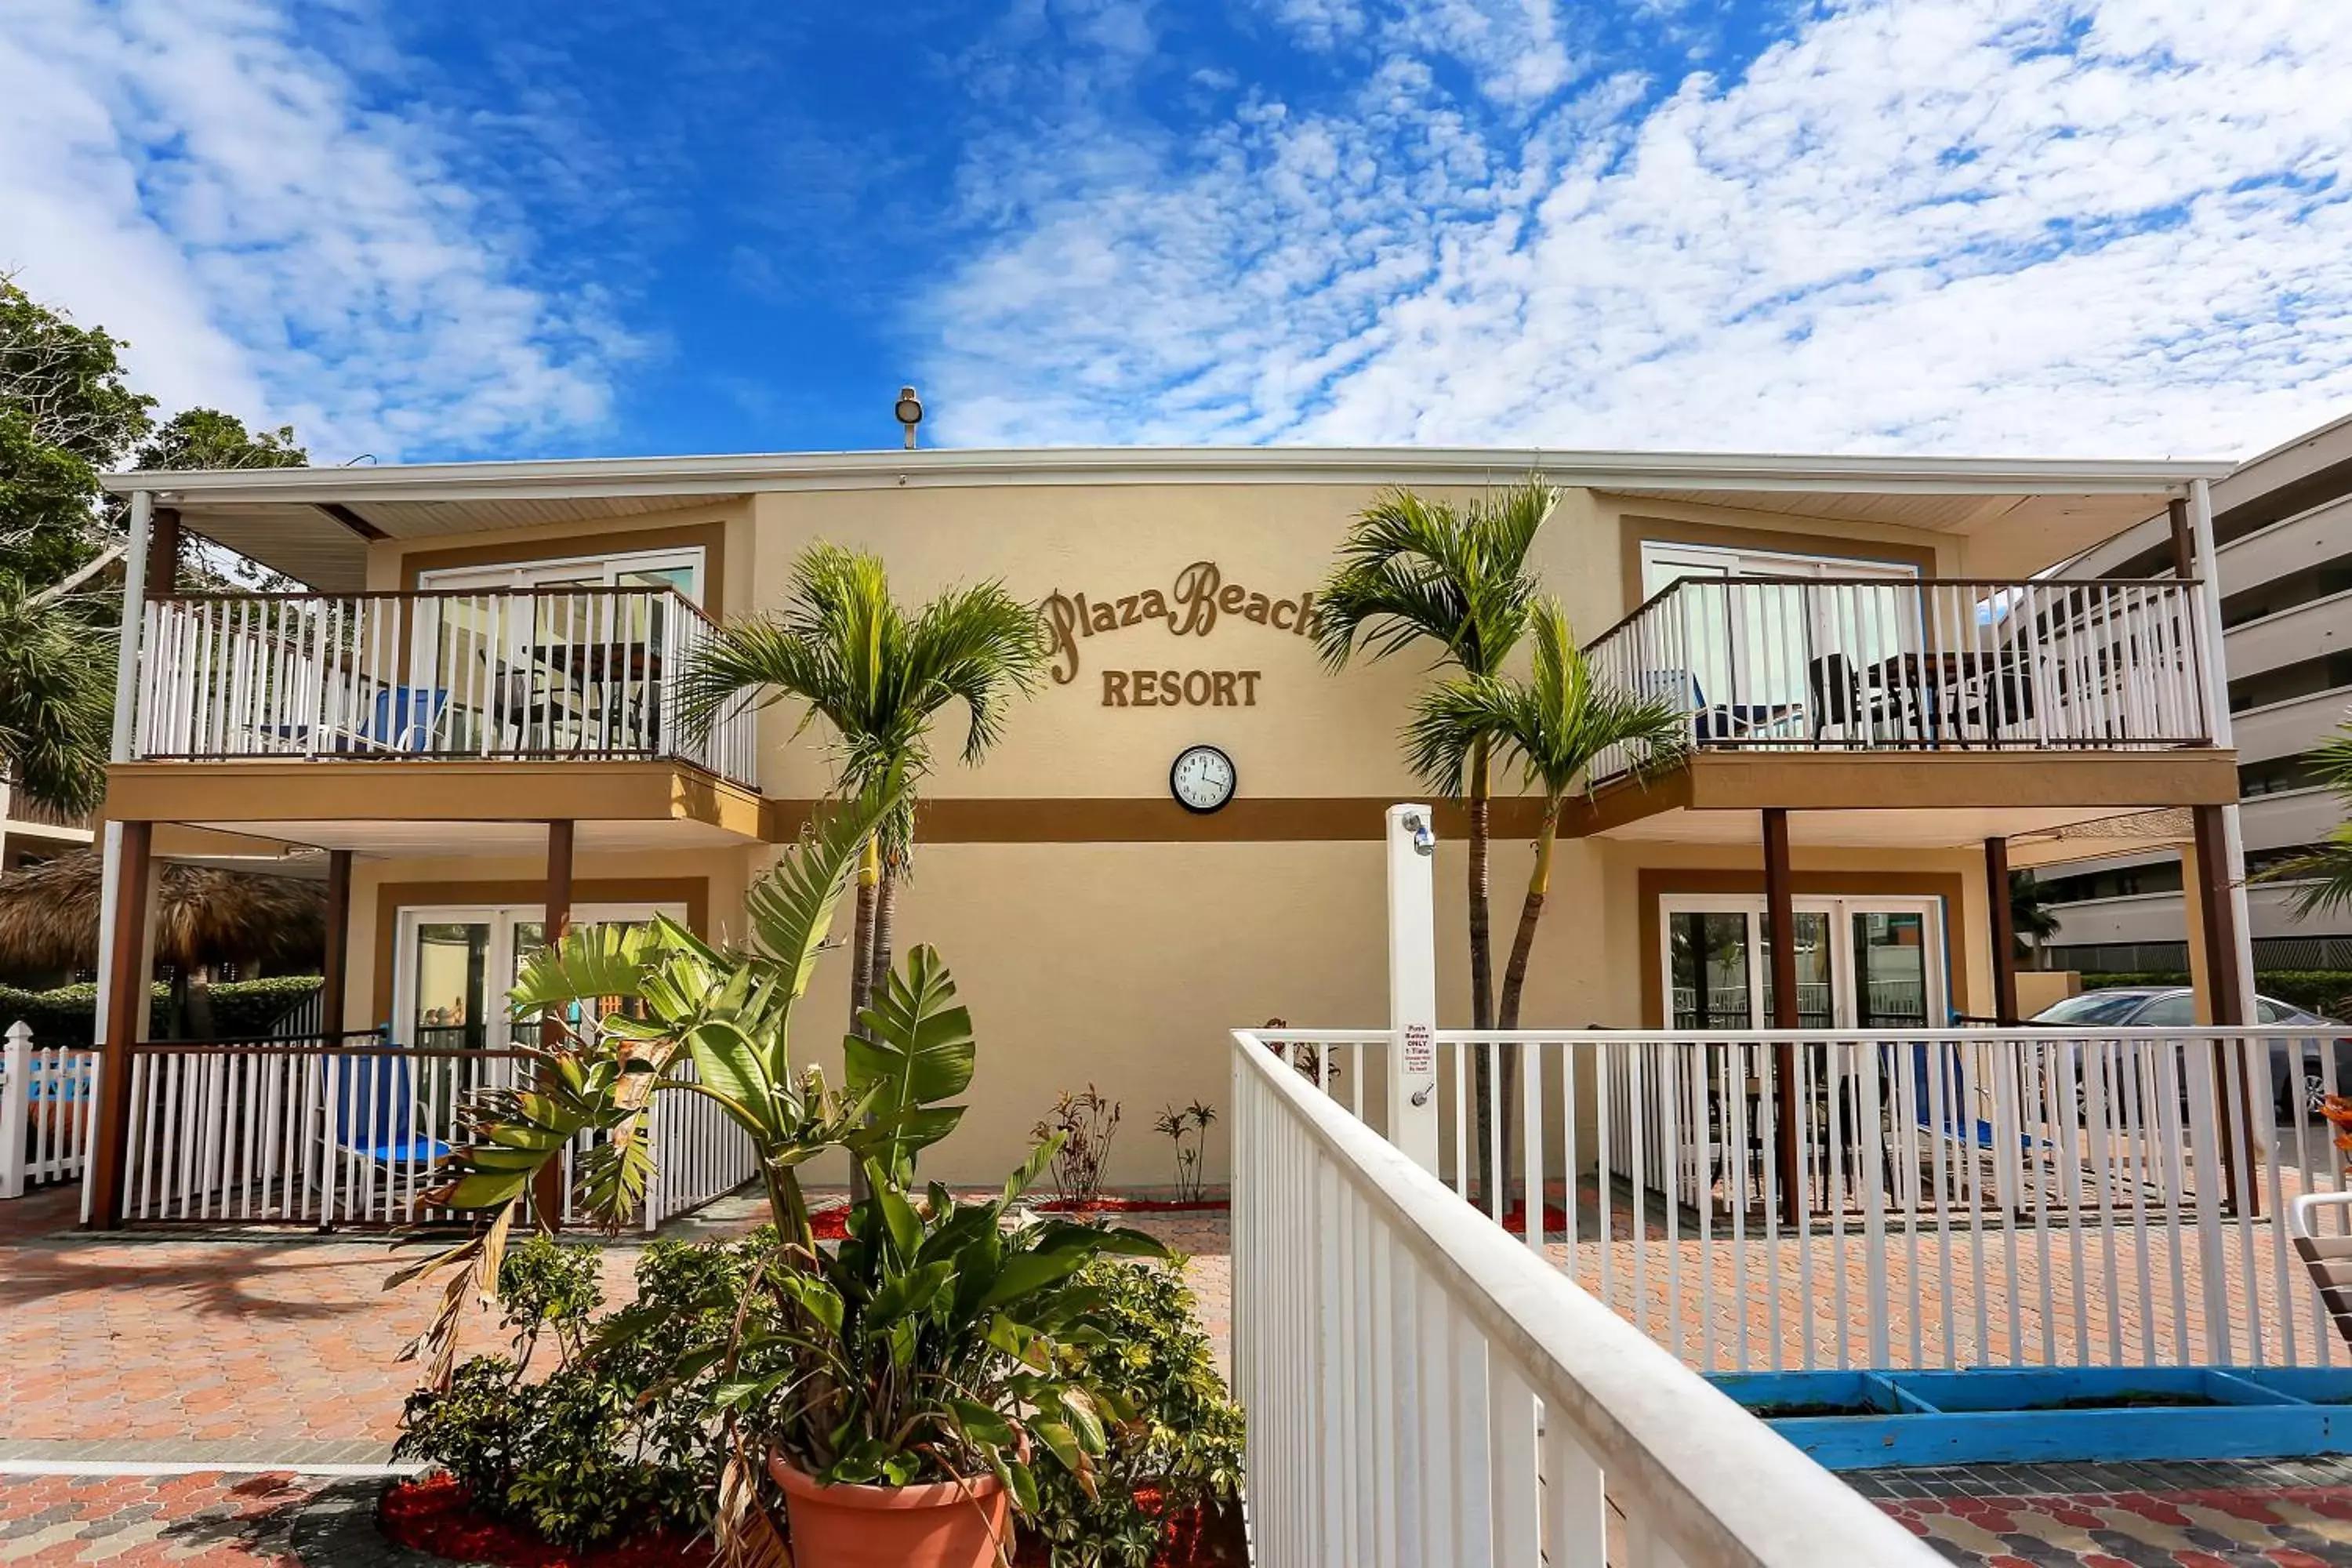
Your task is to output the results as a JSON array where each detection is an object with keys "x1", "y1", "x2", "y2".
[{"x1": 895, "y1": 387, "x2": 924, "y2": 450}]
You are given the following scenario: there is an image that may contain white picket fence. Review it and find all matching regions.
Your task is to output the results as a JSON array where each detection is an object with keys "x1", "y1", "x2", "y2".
[
  {"x1": 1232, "y1": 1029, "x2": 1938, "y2": 1568},
  {"x1": 111, "y1": 1037, "x2": 757, "y2": 1229},
  {"x1": 1248, "y1": 1025, "x2": 2350, "y2": 1375},
  {"x1": 1, "y1": 1021, "x2": 98, "y2": 1199}
]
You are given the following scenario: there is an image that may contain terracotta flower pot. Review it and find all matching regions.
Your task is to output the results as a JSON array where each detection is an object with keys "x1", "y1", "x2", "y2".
[{"x1": 768, "y1": 1457, "x2": 1011, "y2": 1568}]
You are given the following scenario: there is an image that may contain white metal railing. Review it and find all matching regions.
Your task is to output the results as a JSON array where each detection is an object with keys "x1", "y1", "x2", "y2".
[
  {"x1": 2, "y1": 1021, "x2": 97, "y2": 1198},
  {"x1": 111, "y1": 1036, "x2": 755, "y2": 1229},
  {"x1": 1232, "y1": 1029, "x2": 1939, "y2": 1568},
  {"x1": 133, "y1": 588, "x2": 759, "y2": 789},
  {"x1": 1585, "y1": 576, "x2": 2211, "y2": 780},
  {"x1": 1254, "y1": 1026, "x2": 2352, "y2": 1376}
]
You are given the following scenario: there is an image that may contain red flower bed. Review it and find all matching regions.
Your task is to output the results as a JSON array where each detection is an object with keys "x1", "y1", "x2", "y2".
[
  {"x1": 385, "y1": 1475, "x2": 1242, "y2": 1567},
  {"x1": 379, "y1": 1476, "x2": 713, "y2": 1568}
]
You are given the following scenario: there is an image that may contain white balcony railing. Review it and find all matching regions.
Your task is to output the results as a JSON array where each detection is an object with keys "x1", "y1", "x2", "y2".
[
  {"x1": 1585, "y1": 576, "x2": 2212, "y2": 782},
  {"x1": 107, "y1": 1035, "x2": 757, "y2": 1231},
  {"x1": 1251, "y1": 1025, "x2": 2350, "y2": 1377},
  {"x1": 132, "y1": 589, "x2": 759, "y2": 789},
  {"x1": 1231, "y1": 1030, "x2": 1939, "y2": 1568},
  {"x1": 1, "y1": 1021, "x2": 96, "y2": 1200}
]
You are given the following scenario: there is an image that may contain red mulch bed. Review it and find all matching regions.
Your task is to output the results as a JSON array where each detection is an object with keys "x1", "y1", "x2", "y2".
[
  {"x1": 383, "y1": 1476, "x2": 1243, "y2": 1567},
  {"x1": 807, "y1": 1196, "x2": 1225, "y2": 1240},
  {"x1": 379, "y1": 1476, "x2": 713, "y2": 1567}
]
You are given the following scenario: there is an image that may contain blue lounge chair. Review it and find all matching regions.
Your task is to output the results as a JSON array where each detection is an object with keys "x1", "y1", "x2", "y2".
[{"x1": 332, "y1": 1054, "x2": 450, "y2": 1168}]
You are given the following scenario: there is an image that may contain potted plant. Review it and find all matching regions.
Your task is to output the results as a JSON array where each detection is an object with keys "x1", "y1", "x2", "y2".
[
  {"x1": 397, "y1": 773, "x2": 1168, "y2": 1565},
  {"x1": 739, "y1": 1144, "x2": 1164, "y2": 1567}
]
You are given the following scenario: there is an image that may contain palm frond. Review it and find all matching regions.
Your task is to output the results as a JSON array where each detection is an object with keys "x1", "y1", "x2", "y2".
[
  {"x1": 2252, "y1": 722, "x2": 2352, "y2": 920},
  {"x1": 1312, "y1": 480, "x2": 1552, "y2": 678},
  {"x1": 1402, "y1": 599, "x2": 1688, "y2": 804}
]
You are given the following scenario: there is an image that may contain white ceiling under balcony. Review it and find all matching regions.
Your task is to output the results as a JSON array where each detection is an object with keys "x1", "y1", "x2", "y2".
[
  {"x1": 187, "y1": 818, "x2": 757, "y2": 858},
  {"x1": 100, "y1": 446, "x2": 2229, "y2": 596}
]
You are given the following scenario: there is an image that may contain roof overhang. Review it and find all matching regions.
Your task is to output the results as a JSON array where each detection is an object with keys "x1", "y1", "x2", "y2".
[{"x1": 101, "y1": 445, "x2": 2235, "y2": 593}]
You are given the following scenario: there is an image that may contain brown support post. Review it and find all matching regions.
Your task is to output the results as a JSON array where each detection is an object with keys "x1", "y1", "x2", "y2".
[
  {"x1": 87, "y1": 822, "x2": 154, "y2": 1230},
  {"x1": 2165, "y1": 497, "x2": 2195, "y2": 580},
  {"x1": 319, "y1": 850, "x2": 352, "y2": 1037},
  {"x1": 2191, "y1": 803, "x2": 2256, "y2": 1214},
  {"x1": 1986, "y1": 838, "x2": 2020, "y2": 1026},
  {"x1": 144, "y1": 507, "x2": 181, "y2": 601},
  {"x1": 532, "y1": 821, "x2": 575, "y2": 1230},
  {"x1": 1763, "y1": 809, "x2": 1803, "y2": 1227}
]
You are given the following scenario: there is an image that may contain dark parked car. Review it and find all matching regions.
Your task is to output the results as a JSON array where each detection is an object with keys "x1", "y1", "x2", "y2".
[{"x1": 2030, "y1": 986, "x2": 2352, "y2": 1120}]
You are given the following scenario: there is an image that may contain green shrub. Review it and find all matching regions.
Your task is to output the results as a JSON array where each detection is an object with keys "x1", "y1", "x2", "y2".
[
  {"x1": 2078, "y1": 970, "x2": 2352, "y2": 1016},
  {"x1": 1028, "y1": 1255, "x2": 1243, "y2": 1568},
  {"x1": 396, "y1": 1233, "x2": 768, "y2": 1548},
  {"x1": 0, "y1": 975, "x2": 320, "y2": 1042}
]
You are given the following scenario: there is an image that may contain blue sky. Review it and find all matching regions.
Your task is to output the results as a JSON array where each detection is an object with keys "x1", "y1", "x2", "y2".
[{"x1": 6, "y1": 0, "x2": 2352, "y2": 465}]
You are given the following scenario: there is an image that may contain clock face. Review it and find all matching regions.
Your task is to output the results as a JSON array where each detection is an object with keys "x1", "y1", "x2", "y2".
[{"x1": 1169, "y1": 744, "x2": 1236, "y2": 814}]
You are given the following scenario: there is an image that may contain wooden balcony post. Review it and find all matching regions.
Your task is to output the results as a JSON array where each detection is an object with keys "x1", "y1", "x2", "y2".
[
  {"x1": 86, "y1": 821, "x2": 159, "y2": 1229},
  {"x1": 144, "y1": 506, "x2": 181, "y2": 601},
  {"x1": 2190, "y1": 804, "x2": 2258, "y2": 1214},
  {"x1": 1986, "y1": 837, "x2": 2019, "y2": 1025},
  {"x1": 532, "y1": 820, "x2": 575, "y2": 1230},
  {"x1": 1762, "y1": 808, "x2": 1802, "y2": 1227},
  {"x1": 320, "y1": 850, "x2": 352, "y2": 1035}
]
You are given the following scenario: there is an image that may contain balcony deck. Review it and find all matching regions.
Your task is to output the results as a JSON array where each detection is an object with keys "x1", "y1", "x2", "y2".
[
  {"x1": 129, "y1": 587, "x2": 759, "y2": 792},
  {"x1": 1586, "y1": 575, "x2": 2215, "y2": 782}
]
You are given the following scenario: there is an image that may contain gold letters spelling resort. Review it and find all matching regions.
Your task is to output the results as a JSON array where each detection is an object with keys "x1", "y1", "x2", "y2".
[{"x1": 1042, "y1": 561, "x2": 1315, "y2": 708}]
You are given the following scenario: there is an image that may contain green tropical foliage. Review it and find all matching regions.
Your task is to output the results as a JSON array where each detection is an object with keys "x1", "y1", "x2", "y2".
[
  {"x1": 1315, "y1": 480, "x2": 1554, "y2": 1200},
  {"x1": 1404, "y1": 599, "x2": 1691, "y2": 1030},
  {"x1": 2255, "y1": 724, "x2": 2352, "y2": 920},
  {"x1": 674, "y1": 542, "x2": 1050, "y2": 1080},
  {"x1": 2009, "y1": 869, "x2": 2061, "y2": 960}
]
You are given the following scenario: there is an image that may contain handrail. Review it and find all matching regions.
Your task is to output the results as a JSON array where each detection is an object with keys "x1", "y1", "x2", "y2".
[
  {"x1": 1588, "y1": 573, "x2": 2201, "y2": 647},
  {"x1": 1232, "y1": 1028, "x2": 1936, "y2": 1566},
  {"x1": 154, "y1": 583, "x2": 718, "y2": 623}
]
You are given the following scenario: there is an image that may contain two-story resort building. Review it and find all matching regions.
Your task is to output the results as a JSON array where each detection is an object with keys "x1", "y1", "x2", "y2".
[{"x1": 74, "y1": 444, "x2": 2261, "y2": 1226}]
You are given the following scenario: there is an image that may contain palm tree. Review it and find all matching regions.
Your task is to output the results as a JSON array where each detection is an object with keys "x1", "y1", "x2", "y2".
[
  {"x1": 676, "y1": 543, "x2": 1048, "y2": 1044},
  {"x1": 2009, "y1": 869, "x2": 2060, "y2": 964},
  {"x1": 2254, "y1": 723, "x2": 2352, "y2": 918},
  {"x1": 1405, "y1": 601, "x2": 1691, "y2": 1031},
  {"x1": 1316, "y1": 481, "x2": 1552, "y2": 1197},
  {"x1": 0, "y1": 569, "x2": 114, "y2": 816},
  {"x1": 1405, "y1": 601, "x2": 1689, "y2": 1194}
]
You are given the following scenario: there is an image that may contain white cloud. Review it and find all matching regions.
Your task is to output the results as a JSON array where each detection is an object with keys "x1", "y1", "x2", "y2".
[
  {"x1": 0, "y1": 0, "x2": 626, "y2": 461},
  {"x1": 925, "y1": 0, "x2": 2352, "y2": 459}
]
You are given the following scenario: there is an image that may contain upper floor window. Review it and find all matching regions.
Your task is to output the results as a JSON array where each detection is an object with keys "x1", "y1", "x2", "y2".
[
  {"x1": 1639, "y1": 540, "x2": 1920, "y2": 597},
  {"x1": 418, "y1": 546, "x2": 706, "y2": 608}
]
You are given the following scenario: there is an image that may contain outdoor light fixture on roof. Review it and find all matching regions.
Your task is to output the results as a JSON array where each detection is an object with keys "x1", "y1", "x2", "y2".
[{"x1": 895, "y1": 386, "x2": 924, "y2": 449}]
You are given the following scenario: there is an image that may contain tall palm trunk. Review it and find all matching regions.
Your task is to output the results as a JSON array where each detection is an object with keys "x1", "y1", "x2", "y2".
[
  {"x1": 1494, "y1": 805, "x2": 1559, "y2": 1214},
  {"x1": 1467, "y1": 740, "x2": 1496, "y2": 1204},
  {"x1": 868, "y1": 866, "x2": 898, "y2": 1009},
  {"x1": 846, "y1": 835, "x2": 880, "y2": 1203}
]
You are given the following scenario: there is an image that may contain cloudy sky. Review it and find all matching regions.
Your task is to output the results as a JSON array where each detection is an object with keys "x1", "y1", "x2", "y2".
[{"x1": 5, "y1": 0, "x2": 2350, "y2": 464}]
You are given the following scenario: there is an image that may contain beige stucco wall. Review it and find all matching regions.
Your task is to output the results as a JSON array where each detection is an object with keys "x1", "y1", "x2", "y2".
[{"x1": 331, "y1": 476, "x2": 2016, "y2": 1189}]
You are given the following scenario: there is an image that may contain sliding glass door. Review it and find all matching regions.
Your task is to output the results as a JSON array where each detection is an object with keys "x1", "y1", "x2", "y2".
[
  {"x1": 394, "y1": 903, "x2": 684, "y2": 1049},
  {"x1": 1664, "y1": 895, "x2": 1946, "y2": 1031}
]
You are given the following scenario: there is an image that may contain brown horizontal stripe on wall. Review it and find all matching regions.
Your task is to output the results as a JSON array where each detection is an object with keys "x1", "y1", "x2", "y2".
[{"x1": 757, "y1": 796, "x2": 1553, "y2": 844}]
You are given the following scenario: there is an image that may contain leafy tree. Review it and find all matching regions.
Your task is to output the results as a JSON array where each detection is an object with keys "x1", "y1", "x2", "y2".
[
  {"x1": 132, "y1": 408, "x2": 309, "y2": 593},
  {"x1": 675, "y1": 543, "x2": 1048, "y2": 1058},
  {"x1": 0, "y1": 281, "x2": 308, "y2": 811},
  {"x1": 2009, "y1": 869, "x2": 2060, "y2": 963},
  {"x1": 1315, "y1": 481, "x2": 1552, "y2": 1197},
  {"x1": 2255, "y1": 724, "x2": 2352, "y2": 920}
]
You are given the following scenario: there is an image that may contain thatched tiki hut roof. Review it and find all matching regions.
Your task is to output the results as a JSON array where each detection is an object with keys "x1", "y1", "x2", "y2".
[{"x1": 0, "y1": 850, "x2": 325, "y2": 973}]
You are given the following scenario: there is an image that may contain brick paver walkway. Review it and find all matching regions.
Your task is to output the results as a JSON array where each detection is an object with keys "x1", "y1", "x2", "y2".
[{"x1": 0, "y1": 1473, "x2": 314, "y2": 1565}]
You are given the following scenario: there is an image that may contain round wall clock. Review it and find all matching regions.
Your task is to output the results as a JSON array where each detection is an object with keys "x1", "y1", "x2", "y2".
[{"x1": 1169, "y1": 743, "x2": 1237, "y2": 814}]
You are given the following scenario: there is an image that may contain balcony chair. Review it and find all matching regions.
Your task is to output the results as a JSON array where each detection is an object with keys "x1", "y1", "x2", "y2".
[
  {"x1": 2289, "y1": 1192, "x2": 2352, "y2": 1351},
  {"x1": 1808, "y1": 652, "x2": 1902, "y2": 745},
  {"x1": 329, "y1": 1052, "x2": 451, "y2": 1173},
  {"x1": 1637, "y1": 669, "x2": 1800, "y2": 746}
]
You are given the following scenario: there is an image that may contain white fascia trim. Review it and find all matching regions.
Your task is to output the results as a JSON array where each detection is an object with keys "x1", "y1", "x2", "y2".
[{"x1": 98, "y1": 445, "x2": 2237, "y2": 505}]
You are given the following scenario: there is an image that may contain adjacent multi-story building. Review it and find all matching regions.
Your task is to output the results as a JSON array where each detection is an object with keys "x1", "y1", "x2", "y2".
[{"x1": 2044, "y1": 415, "x2": 2352, "y2": 975}]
